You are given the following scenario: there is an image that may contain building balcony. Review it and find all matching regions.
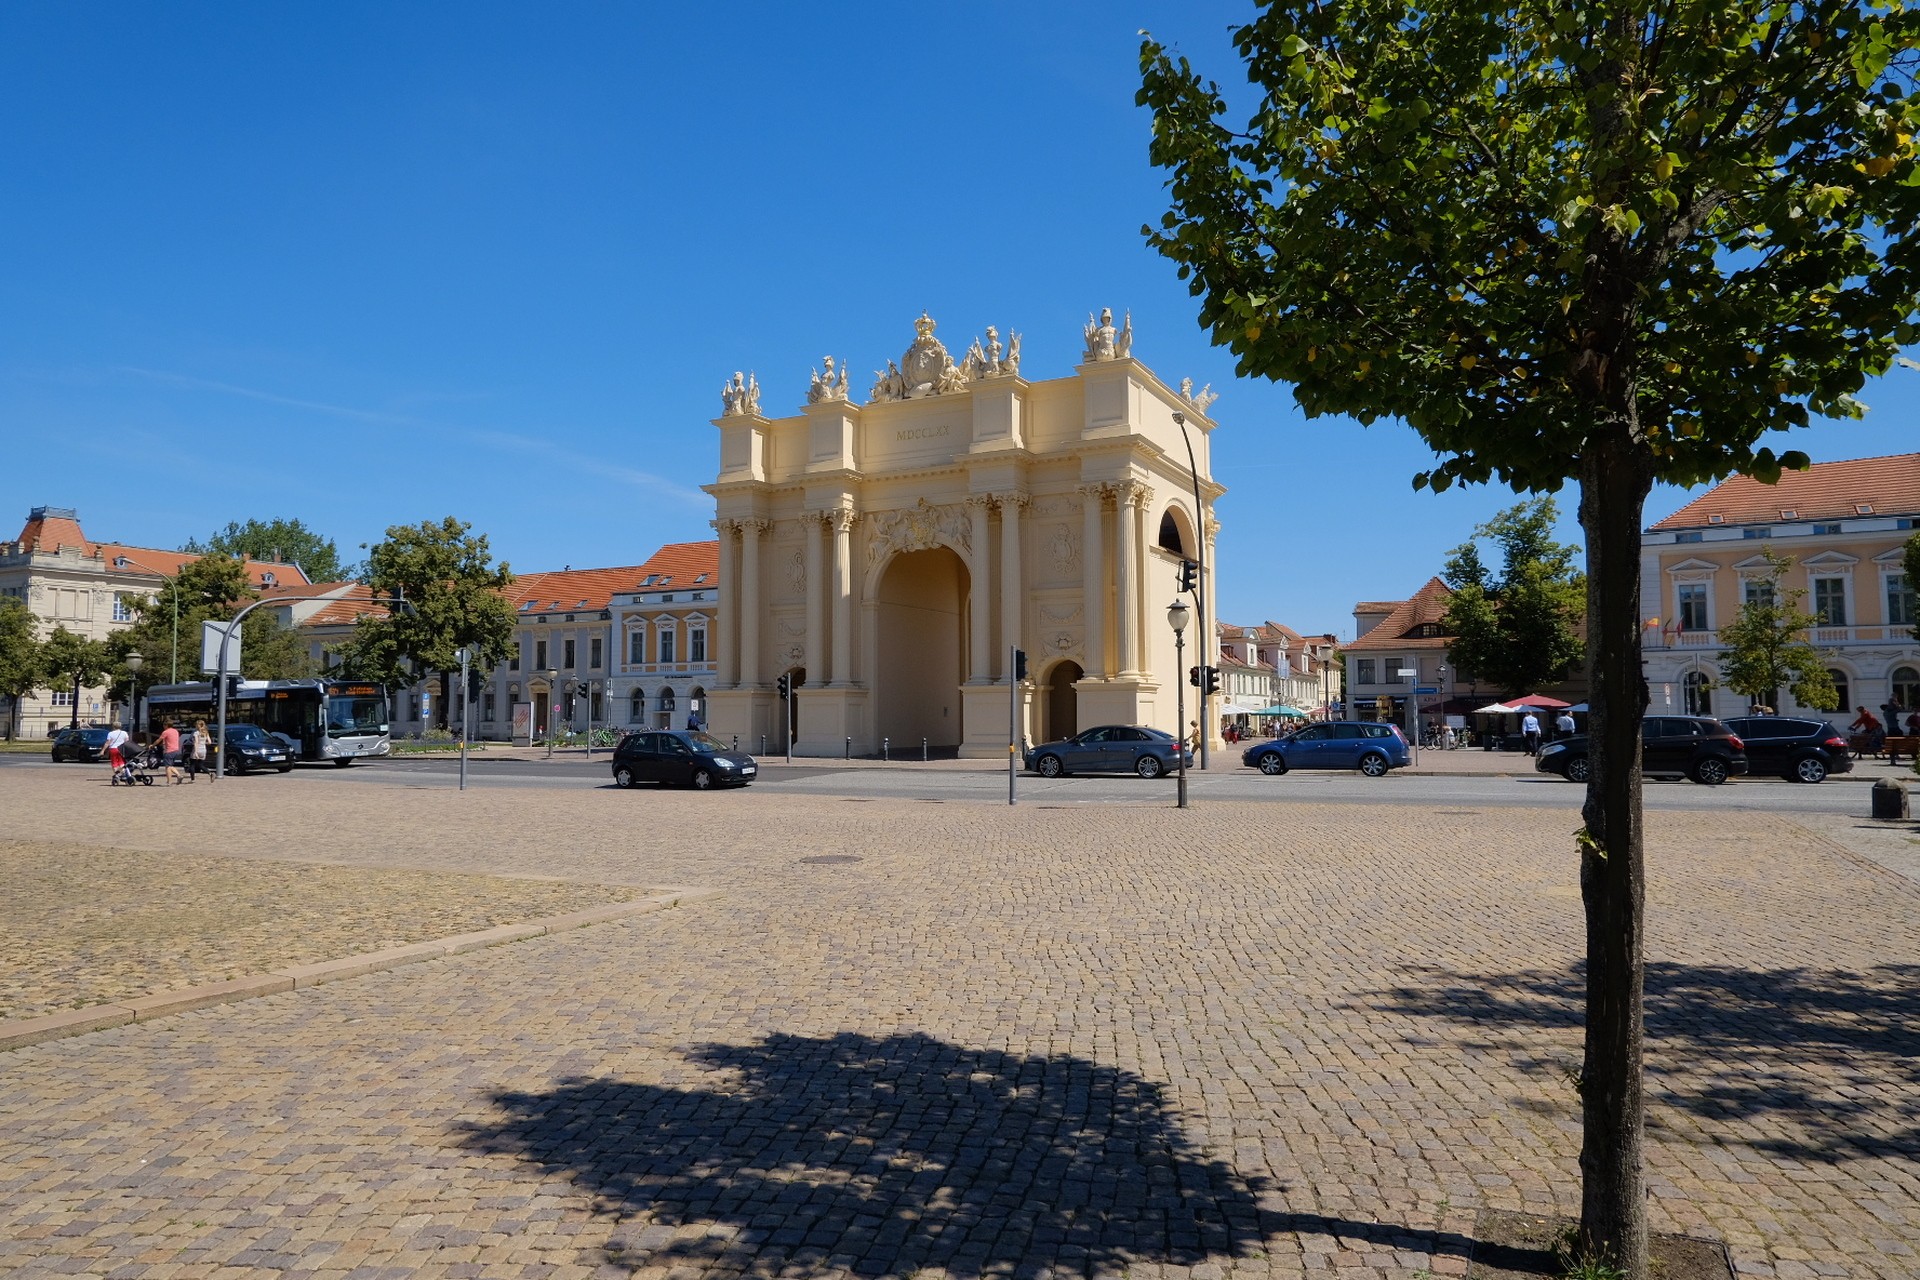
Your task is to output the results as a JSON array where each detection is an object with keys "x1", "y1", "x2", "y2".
[{"x1": 1648, "y1": 624, "x2": 1912, "y2": 651}]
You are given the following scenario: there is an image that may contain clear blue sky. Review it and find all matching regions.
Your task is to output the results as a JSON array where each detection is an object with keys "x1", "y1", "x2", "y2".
[{"x1": 4, "y1": 3, "x2": 1916, "y2": 640}]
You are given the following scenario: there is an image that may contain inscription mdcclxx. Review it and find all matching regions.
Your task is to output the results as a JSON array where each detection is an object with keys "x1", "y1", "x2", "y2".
[{"x1": 895, "y1": 424, "x2": 952, "y2": 443}]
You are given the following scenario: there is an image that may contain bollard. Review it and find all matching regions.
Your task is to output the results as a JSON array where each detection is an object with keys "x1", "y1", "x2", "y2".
[
  {"x1": 922, "y1": 737, "x2": 928, "y2": 762},
  {"x1": 883, "y1": 737, "x2": 889, "y2": 762},
  {"x1": 1872, "y1": 779, "x2": 1910, "y2": 821},
  {"x1": 731, "y1": 735, "x2": 738, "y2": 751},
  {"x1": 845, "y1": 736, "x2": 851, "y2": 760},
  {"x1": 761, "y1": 734, "x2": 767, "y2": 755}
]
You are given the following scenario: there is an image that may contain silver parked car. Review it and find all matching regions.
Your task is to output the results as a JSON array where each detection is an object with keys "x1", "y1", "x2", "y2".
[{"x1": 1023, "y1": 725, "x2": 1192, "y2": 779}]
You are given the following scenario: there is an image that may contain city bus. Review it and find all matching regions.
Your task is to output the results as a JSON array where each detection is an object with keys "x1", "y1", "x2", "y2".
[{"x1": 143, "y1": 678, "x2": 392, "y2": 765}]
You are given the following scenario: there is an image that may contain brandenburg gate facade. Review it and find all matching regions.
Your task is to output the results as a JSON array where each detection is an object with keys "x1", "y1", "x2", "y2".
[{"x1": 703, "y1": 310, "x2": 1223, "y2": 758}]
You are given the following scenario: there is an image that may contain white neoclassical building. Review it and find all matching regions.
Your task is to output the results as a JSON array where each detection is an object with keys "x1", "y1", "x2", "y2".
[{"x1": 703, "y1": 310, "x2": 1223, "y2": 758}]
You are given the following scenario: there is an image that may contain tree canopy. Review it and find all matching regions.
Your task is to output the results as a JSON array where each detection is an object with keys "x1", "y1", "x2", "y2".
[
  {"x1": 1906, "y1": 530, "x2": 1920, "y2": 641},
  {"x1": 37, "y1": 626, "x2": 111, "y2": 730},
  {"x1": 183, "y1": 517, "x2": 355, "y2": 585},
  {"x1": 1441, "y1": 497, "x2": 1586, "y2": 694},
  {"x1": 1140, "y1": 4, "x2": 1920, "y2": 1271},
  {"x1": 0, "y1": 597, "x2": 41, "y2": 739},
  {"x1": 1715, "y1": 548, "x2": 1840, "y2": 710},
  {"x1": 117, "y1": 553, "x2": 310, "y2": 687}
]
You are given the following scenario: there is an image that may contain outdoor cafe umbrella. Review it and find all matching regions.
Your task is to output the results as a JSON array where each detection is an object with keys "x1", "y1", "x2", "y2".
[
  {"x1": 1507, "y1": 693, "x2": 1572, "y2": 709},
  {"x1": 1472, "y1": 702, "x2": 1516, "y2": 715},
  {"x1": 1253, "y1": 704, "x2": 1309, "y2": 718}
]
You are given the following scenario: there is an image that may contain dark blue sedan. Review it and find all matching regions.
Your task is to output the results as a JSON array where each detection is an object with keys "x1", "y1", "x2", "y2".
[
  {"x1": 1241, "y1": 721, "x2": 1411, "y2": 777},
  {"x1": 1024, "y1": 725, "x2": 1192, "y2": 779}
]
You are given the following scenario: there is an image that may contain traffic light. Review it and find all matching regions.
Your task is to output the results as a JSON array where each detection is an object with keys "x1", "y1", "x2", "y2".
[
  {"x1": 575, "y1": 681, "x2": 591, "y2": 700},
  {"x1": 1201, "y1": 666, "x2": 1221, "y2": 696},
  {"x1": 468, "y1": 668, "x2": 483, "y2": 699},
  {"x1": 1177, "y1": 559, "x2": 1198, "y2": 593},
  {"x1": 1188, "y1": 665, "x2": 1201, "y2": 688},
  {"x1": 776, "y1": 673, "x2": 791, "y2": 700},
  {"x1": 1013, "y1": 648, "x2": 1028, "y2": 682}
]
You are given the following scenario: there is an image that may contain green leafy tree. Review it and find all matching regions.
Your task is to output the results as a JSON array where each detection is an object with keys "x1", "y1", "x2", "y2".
[
  {"x1": 116, "y1": 554, "x2": 311, "y2": 694},
  {"x1": 1140, "y1": 5, "x2": 1920, "y2": 1270},
  {"x1": 1716, "y1": 549, "x2": 1839, "y2": 711},
  {"x1": 38, "y1": 626, "x2": 112, "y2": 730},
  {"x1": 183, "y1": 517, "x2": 356, "y2": 584},
  {"x1": 1441, "y1": 498, "x2": 1586, "y2": 695},
  {"x1": 1905, "y1": 530, "x2": 1920, "y2": 642},
  {"x1": 0, "y1": 598, "x2": 42, "y2": 740},
  {"x1": 338, "y1": 517, "x2": 515, "y2": 729}
]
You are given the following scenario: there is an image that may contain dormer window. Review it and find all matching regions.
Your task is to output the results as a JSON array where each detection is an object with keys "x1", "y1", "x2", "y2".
[
  {"x1": 519, "y1": 601, "x2": 532, "y2": 610},
  {"x1": 1779, "y1": 509, "x2": 1797, "y2": 520},
  {"x1": 695, "y1": 573, "x2": 709, "y2": 584},
  {"x1": 1856, "y1": 503, "x2": 1875, "y2": 515},
  {"x1": 1706, "y1": 514, "x2": 1726, "y2": 525},
  {"x1": 112, "y1": 555, "x2": 130, "y2": 568},
  {"x1": 261, "y1": 571, "x2": 277, "y2": 587}
]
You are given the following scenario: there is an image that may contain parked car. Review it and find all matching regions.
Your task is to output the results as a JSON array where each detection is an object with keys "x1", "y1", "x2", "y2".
[
  {"x1": 1024, "y1": 725, "x2": 1192, "y2": 778},
  {"x1": 1536, "y1": 714, "x2": 1747, "y2": 784},
  {"x1": 49, "y1": 726, "x2": 112, "y2": 763},
  {"x1": 1721, "y1": 716, "x2": 1853, "y2": 783},
  {"x1": 1241, "y1": 721, "x2": 1411, "y2": 777},
  {"x1": 207, "y1": 723, "x2": 294, "y2": 774},
  {"x1": 611, "y1": 729, "x2": 756, "y2": 789}
]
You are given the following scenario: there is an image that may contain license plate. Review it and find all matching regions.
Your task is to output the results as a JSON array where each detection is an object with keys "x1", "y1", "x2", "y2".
[{"x1": 741, "y1": 766, "x2": 757, "y2": 776}]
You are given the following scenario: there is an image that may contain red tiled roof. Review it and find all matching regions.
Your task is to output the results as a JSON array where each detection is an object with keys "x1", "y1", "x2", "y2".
[
  {"x1": 505, "y1": 541, "x2": 720, "y2": 616},
  {"x1": 9, "y1": 508, "x2": 311, "y2": 589},
  {"x1": 1648, "y1": 452, "x2": 1920, "y2": 530},
  {"x1": 1344, "y1": 577, "x2": 1453, "y2": 651}
]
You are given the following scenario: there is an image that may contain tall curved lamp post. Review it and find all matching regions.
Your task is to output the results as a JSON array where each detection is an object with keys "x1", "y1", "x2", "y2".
[
  {"x1": 1168, "y1": 597, "x2": 1190, "y2": 809},
  {"x1": 544, "y1": 668, "x2": 559, "y2": 758},
  {"x1": 1170, "y1": 411, "x2": 1210, "y2": 769},
  {"x1": 124, "y1": 650, "x2": 144, "y2": 736}
]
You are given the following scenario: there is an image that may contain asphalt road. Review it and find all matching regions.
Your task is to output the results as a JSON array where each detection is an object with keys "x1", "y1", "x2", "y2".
[{"x1": 6, "y1": 750, "x2": 1884, "y2": 815}]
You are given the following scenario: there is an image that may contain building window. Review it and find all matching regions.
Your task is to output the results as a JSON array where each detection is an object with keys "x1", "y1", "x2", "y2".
[
  {"x1": 1894, "y1": 666, "x2": 1920, "y2": 709},
  {"x1": 1813, "y1": 523, "x2": 1842, "y2": 535},
  {"x1": 630, "y1": 630, "x2": 646, "y2": 664},
  {"x1": 690, "y1": 627, "x2": 707, "y2": 663},
  {"x1": 510, "y1": 643, "x2": 521, "y2": 672},
  {"x1": 590, "y1": 637, "x2": 603, "y2": 669},
  {"x1": 659, "y1": 628, "x2": 676, "y2": 664},
  {"x1": 590, "y1": 689, "x2": 604, "y2": 721},
  {"x1": 658, "y1": 688, "x2": 676, "y2": 712},
  {"x1": 1385, "y1": 660, "x2": 1406, "y2": 684},
  {"x1": 1828, "y1": 670, "x2": 1850, "y2": 713},
  {"x1": 1675, "y1": 531, "x2": 1703, "y2": 543},
  {"x1": 1683, "y1": 670, "x2": 1712, "y2": 716},
  {"x1": 51, "y1": 689, "x2": 73, "y2": 707},
  {"x1": 535, "y1": 640, "x2": 548, "y2": 671},
  {"x1": 409, "y1": 693, "x2": 421, "y2": 720},
  {"x1": 1676, "y1": 584, "x2": 1709, "y2": 632},
  {"x1": 629, "y1": 689, "x2": 645, "y2": 722},
  {"x1": 483, "y1": 689, "x2": 497, "y2": 721},
  {"x1": 1812, "y1": 577, "x2": 1847, "y2": 626},
  {"x1": 1355, "y1": 658, "x2": 1376, "y2": 686},
  {"x1": 1742, "y1": 527, "x2": 1773, "y2": 539},
  {"x1": 1888, "y1": 573, "x2": 1915, "y2": 627},
  {"x1": 564, "y1": 638, "x2": 576, "y2": 669},
  {"x1": 112, "y1": 595, "x2": 136, "y2": 622},
  {"x1": 1744, "y1": 578, "x2": 1775, "y2": 608}
]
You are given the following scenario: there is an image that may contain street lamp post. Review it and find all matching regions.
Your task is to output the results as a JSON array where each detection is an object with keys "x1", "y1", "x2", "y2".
[
  {"x1": 545, "y1": 668, "x2": 558, "y2": 758},
  {"x1": 1170, "y1": 412, "x2": 1210, "y2": 770},
  {"x1": 1168, "y1": 598, "x2": 1190, "y2": 809},
  {"x1": 124, "y1": 650, "x2": 144, "y2": 737}
]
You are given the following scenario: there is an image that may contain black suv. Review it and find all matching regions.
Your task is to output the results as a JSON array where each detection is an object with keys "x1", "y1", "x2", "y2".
[
  {"x1": 1721, "y1": 716, "x2": 1853, "y2": 784},
  {"x1": 1536, "y1": 714, "x2": 1748, "y2": 785},
  {"x1": 49, "y1": 727, "x2": 111, "y2": 762},
  {"x1": 610, "y1": 730, "x2": 757, "y2": 790}
]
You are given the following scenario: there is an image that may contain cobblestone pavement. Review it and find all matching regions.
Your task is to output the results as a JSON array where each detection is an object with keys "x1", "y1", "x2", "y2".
[
  {"x1": 0, "y1": 840, "x2": 647, "y2": 1022},
  {"x1": 1, "y1": 769, "x2": 1916, "y2": 1278}
]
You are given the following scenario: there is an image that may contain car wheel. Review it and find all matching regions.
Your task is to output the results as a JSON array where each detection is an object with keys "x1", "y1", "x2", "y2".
[
  {"x1": 690, "y1": 768, "x2": 713, "y2": 790},
  {"x1": 277, "y1": 765, "x2": 293, "y2": 773},
  {"x1": 1258, "y1": 752, "x2": 1287, "y2": 775},
  {"x1": 1691, "y1": 756, "x2": 1730, "y2": 785},
  {"x1": 1036, "y1": 754, "x2": 1064, "y2": 778},
  {"x1": 614, "y1": 766, "x2": 637, "y2": 789},
  {"x1": 1791, "y1": 755, "x2": 1828, "y2": 784},
  {"x1": 1358, "y1": 751, "x2": 1390, "y2": 777},
  {"x1": 1136, "y1": 754, "x2": 1163, "y2": 779},
  {"x1": 1565, "y1": 756, "x2": 1592, "y2": 784},
  {"x1": 332, "y1": 758, "x2": 355, "y2": 768}
]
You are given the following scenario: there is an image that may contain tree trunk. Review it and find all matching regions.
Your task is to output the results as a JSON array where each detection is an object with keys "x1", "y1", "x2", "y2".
[
  {"x1": 1576, "y1": 439, "x2": 1654, "y2": 1276},
  {"x1": 438, "y1": 670, "x2": 452, "y2": 731},
  {"x1": 70, "y1": 676, "x2": 80, "y2": 730}
]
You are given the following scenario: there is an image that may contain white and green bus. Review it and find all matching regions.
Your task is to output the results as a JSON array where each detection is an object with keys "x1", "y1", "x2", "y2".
[{"x1": 144, "y1": 678, "x2": 391, "y2": 765}]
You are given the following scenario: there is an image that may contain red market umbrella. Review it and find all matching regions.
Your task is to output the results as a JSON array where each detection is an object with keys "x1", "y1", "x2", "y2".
[{"x1": 1508, "y1": 694, "x2": 1571, "y2": 709}]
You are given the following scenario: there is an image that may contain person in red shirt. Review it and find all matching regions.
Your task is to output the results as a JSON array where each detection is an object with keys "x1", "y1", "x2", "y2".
[{"x1": 156, "y1": 719, "x2": 182, "y2": 785}]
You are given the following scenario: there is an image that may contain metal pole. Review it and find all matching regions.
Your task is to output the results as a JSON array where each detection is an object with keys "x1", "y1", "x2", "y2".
[
  {"x1": 785, "y1": 692, "x2": 793, "y2": 764},
  {"x1": 845, "y1": 735, "x2": 851, "y2": 760},
  {"x1": 761, "y1": 733, "x2": 767, "y2": 755},
  {"x1": 1172, "y1": 412, "x2": 1209, "y2": 770},
  {"x1": 1008, "y1": 645, "x2": 1017, "y2": 807},
  {"x1": 922, "y1": 736, "x2": 927, "y2": 762},
  {"x1": 584, "y1": 684, "x2": 592, "y2": 763},
  {"x1": 457, "y1": 649, "x2": 469, "y2": 791},
  {"x1": 1175, "y1": 629, "x2": 1189, "y2": 808},
  {"x1": 883, "y1": 736, "x2": 889, "y2": 762}
]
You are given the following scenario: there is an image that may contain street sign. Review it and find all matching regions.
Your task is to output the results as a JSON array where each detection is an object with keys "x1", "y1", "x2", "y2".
[{"x1": 1414, "y1": 685, "x2": 1438, "y2": 694}]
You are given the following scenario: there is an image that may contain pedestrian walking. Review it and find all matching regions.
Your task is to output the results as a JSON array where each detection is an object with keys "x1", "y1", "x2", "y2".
[
  {"x1": 186, "y1": 719, "x2": 209, "y2": 781},
  {"x1": 156, "y1": 718, "x2": 183, "y2": 784},
  {"x1": 1521, "y1": 711, "x2": 1542, "y2": 756},
  {"x1": 103, "y1": 724, "x2": 130, "y2": 785},
  {"x1": 1886, "y1": 697, "x2": 1908, "y2": 765},
  {"x1": 1554, "y1": 709, "x2": 1576, "y2": 740}
]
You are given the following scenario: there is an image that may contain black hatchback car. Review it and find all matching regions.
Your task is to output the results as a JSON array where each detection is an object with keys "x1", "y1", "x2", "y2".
[
  {"x1": 1720, "y1": 716, "x2": 1853, "y2": 783},
  {"x1": 611, "y1": 729, "x2": 757, "y2": 789},
  {"x1": 1536, "y1": 714, "x2": 1747, "y2": 784},
  {"x1": 49, "y1": 726, "x2": 112, "y2": 762}
]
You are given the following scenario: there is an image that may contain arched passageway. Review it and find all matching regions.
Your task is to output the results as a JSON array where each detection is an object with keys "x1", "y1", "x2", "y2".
[
  {"x1": 875, "y1": 547, "x2": 969, "y2": 750},
  {"x1": 1043, "y1": 660, "x2": 1082, "y2": 743}
]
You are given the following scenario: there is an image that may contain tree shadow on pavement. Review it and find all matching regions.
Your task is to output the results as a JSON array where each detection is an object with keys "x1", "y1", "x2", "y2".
[
  {"x1": 459, "y1": 1031, "x2": 1285, "y2": 1277},
  {"x1": 1372, "y1": 960, "x2": 1920, "y2": 1163}
]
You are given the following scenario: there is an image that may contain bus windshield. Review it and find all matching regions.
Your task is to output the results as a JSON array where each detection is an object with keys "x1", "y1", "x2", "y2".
[{"x1": 327, "y1": 695, "x2": 388, "y2": 737}]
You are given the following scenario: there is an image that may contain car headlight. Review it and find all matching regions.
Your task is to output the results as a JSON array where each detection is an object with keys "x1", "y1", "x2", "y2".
[
  {"x1": 712, "y1": 757, "x2": 737, "y2": 769},
  {"x1": 1539, "y1": 742, "x2": 1566, "y2": 755}
]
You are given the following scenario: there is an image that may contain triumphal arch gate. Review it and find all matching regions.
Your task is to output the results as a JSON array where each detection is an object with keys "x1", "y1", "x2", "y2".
[{"x1": 703, "y1": 310, "x2": 1223, "y2": 758}]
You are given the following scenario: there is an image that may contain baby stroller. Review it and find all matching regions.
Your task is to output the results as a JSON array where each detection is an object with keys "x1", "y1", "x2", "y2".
[{"x1": 117, "y1": 742, "x2": 160, "y2": 787}]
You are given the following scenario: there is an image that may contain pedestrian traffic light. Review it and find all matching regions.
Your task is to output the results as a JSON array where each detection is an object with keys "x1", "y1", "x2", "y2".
[
  {"x1": 776, "y1": 673, "x2": 791, "y2": 699},
  {"x1": 1013, "y1": 648, "x2": 1028, "y2": 682},
  {"x1": 1201, "y1": 666, "x2": 1221, "y2": 696},
  {"x1": 1177, "y1": 559, "x2": 1198, "y2": 593},
  {"x1": 1188, "y1": 665, "x2": 1201, "y2": 688}
]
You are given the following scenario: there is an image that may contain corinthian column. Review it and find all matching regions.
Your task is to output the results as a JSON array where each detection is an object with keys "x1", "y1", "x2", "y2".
[
  {"x1": 999, "y1": 492, "x2": 1027, "y2": 680},
  {"x1": 829, "y1": 508, "x2": 857, "y2": 686},
  {"x1": 1116, "y1": 482, "x2": 1152, "y2": 676},
  {"x1": 1079, "y1": 483, "x2": 1109, "y2": 679},
  {"x1": 803, "y1": 511, "x2": 825, "y2": 685},
  {"x1": 717, "y1": 520, "x2": 740, "y2": 687},
  {"x1": 739, "y1": 517, "x2": 768, "y2": 687},
  {"x1": 966, "y1": 495, "x2": 995, "y2": 684}
]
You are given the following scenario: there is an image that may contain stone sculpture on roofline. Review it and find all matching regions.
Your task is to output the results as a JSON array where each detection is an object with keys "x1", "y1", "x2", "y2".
[
  {"x1": 720, "y1": 371, "x2": 762, "y2": 417},
  {"x1": 807, "y1": 356, "x2": 850, "y2": 404},
  {"x1": 1082, "y1": 307, "x2": 1133, "y2": 362}
]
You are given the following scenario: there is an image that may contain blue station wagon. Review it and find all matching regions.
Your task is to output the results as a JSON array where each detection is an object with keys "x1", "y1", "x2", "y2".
[{"x1": 1241, "y1": 721, "x2": 1411, "y2": 777}]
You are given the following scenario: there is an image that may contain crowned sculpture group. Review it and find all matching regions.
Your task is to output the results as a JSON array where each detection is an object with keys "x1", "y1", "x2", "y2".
[{"x1": 718, "y1": 308, "x2": 1221, "y2": 417}]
